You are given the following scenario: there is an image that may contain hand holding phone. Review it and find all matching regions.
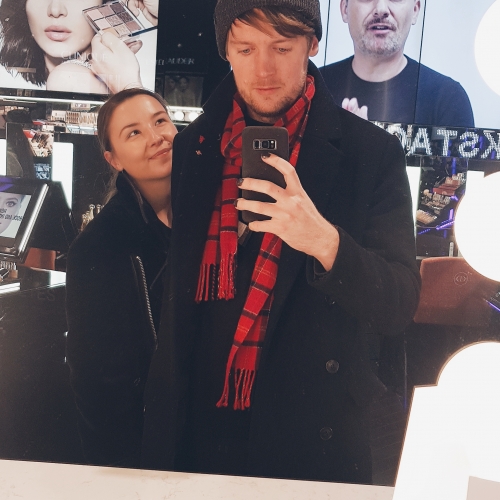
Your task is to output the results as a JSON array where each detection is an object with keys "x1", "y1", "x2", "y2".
[{"x1": 241, "y1": 126, "x2": 289, "y2": 223}]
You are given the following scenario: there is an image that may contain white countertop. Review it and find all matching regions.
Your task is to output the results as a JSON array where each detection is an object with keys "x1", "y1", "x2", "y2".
[{"x1": 0, "y1": 459, "x2": 394, "y2": 500}]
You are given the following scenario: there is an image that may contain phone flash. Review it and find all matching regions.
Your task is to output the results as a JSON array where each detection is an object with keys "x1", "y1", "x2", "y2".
[{"x1": 253, "y1": 139, "x2": 277, "y2": 150}]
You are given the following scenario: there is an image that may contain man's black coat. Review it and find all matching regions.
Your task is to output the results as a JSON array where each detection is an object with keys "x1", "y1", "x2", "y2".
[{"x1": 142, "y1": 63, "x2": 420, "y2": 483}]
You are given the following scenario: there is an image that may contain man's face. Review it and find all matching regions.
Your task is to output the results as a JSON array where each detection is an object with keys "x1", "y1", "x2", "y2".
[
  {"x1": 226, "y1": 14, "x2": 319, "y2": 124},
  {"x1": 341, "y1": 0, "x2": 420, "y2": 57}
]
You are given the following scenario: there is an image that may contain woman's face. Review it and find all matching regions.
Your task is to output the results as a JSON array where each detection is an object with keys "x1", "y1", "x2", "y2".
[
  {"x1": 26, "y1": 0, "x2": 102, "y2": 60},
  {"x1": 0, "y1": 193, "x2": 23, "y2": 235},
  {"x1": 104, "y1": 95, "x2": 178, "y2": 188}
]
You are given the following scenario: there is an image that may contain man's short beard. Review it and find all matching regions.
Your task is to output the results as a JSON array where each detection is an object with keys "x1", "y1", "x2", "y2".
[
  {"x1": 359, "y1": 32, "x2": 402, "y2": 57},
  {"x1": 237, "y1": 75, "x2": 307, "y2": 123},
  {"x1": 243, "y1": 94, "x2": 300, "y2": 123}
]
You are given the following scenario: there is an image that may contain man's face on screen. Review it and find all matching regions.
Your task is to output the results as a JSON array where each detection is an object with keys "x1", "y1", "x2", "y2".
[{"x1": 341, "y1": 0, "x2": 420, "y2": 58}]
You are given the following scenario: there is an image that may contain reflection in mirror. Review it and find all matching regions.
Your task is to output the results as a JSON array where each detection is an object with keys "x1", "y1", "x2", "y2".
[{"x1": 1, "y1": 0, "x2": 500, "y2": 494}]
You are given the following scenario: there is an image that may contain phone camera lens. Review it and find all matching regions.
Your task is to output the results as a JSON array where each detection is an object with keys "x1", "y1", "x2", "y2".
[
  {"x1": 253, "y1": 140, "x2": 260, "y2": 149},
  {"x1": 262, "y1": 140, "x2": 269, "y2": 149}
]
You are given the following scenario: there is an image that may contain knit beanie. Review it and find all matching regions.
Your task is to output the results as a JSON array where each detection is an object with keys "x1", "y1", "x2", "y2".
[{"x1": 214, "y1": 0, "x2": 322, "y2": 59}]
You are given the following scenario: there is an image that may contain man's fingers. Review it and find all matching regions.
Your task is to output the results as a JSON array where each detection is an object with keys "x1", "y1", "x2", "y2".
[
  {"x1": 235, "y1": 197, "x2": 278, "y2": 219},
  {"x1": 247, "y1": 219, "x2": 272, "y2": 233},
  {"x1": 238, "y1": 177, "x2": 283, "y2": 201},
  {"x1": 261, "y1": 153, "x2": 303, "y2": 192},
  {"x1": 341, "y1": 97, "x2": 360, "y2": 112}
]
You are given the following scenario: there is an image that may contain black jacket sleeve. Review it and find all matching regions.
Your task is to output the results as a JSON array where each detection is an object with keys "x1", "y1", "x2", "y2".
[{"x1": 307, "y1": 133, "x2": 420, "y2": 334}]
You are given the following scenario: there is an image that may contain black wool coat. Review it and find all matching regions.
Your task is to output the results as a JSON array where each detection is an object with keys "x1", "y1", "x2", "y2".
[
  {"x1": 66, "y1": 173, "x2": 169, "y2": 468},
  {"x1": 141, "y1": 62, "x2": 420, "y2": 483}
]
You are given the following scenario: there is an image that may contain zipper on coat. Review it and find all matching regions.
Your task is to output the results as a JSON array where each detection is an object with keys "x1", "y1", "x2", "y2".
[{"x1": 133, "y1": 255, "x2": 158, "y2": 349}]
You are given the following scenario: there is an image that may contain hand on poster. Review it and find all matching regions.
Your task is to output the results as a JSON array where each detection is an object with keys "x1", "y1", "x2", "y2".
[
  {"x1": 90, "y1": 32, "x2": 143, "y2": 94},
  {"x1": 341, "y1": 97, "x2": 368, "y2": 120},
  {"x1": 127, "y1": 0, "x2": 159, "y2": 26}
]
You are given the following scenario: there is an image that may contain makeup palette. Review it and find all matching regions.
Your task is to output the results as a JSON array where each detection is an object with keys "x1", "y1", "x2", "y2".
[{"x1": 83, "y1": 1, "x2": 156, "y2": 40}]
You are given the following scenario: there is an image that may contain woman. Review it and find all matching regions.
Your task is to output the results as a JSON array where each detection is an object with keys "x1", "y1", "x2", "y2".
[
  {"x1": 65, "y1": 87, "x2": 176, "y2": 467},
  {"x1": 0, "y1": 0, "x2": 157, "y2": 93}
]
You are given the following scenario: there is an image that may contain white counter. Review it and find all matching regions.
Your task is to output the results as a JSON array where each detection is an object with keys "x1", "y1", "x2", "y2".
[{"x1": 0, "y1": 459, "x2": 394, "y2": 500}]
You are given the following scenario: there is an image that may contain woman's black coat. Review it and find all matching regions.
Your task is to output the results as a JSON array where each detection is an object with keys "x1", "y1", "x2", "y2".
[{"x1": 66, "y1": 173, "x2": 169, "y2": 467}]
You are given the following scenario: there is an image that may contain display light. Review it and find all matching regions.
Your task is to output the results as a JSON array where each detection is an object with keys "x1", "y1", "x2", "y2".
[
  {"x1": 475, "y1": 0, "x2": 500, "y2": 97},
  {"x1": 394, "y1": 342, "x2": 500, "y2": 500},
  {"x1": 454, "y1": 171, "x2": 500, "y2": 282},
  {"x1": 173, "y1": 110, "x2": 185, "y2": 122}
]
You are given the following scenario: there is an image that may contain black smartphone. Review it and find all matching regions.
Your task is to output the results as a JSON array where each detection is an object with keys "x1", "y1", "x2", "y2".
[{"x1": 241, "y1": 126, "x2": 289, "y2": 223}]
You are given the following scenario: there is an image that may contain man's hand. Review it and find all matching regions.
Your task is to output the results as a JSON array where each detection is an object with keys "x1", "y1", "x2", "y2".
[
  {"x1": 90, "y1": 32, "x2": 143, "y2": 94},
  {"x1": 235, "y1": 154, "x2": 340, "y2": 272},
  {"x1": 342, "y1": 97, "x2": 368, "y2": 120},
  {"x1": 127, "y1": 0, "x2": 159, "y2": 26}
]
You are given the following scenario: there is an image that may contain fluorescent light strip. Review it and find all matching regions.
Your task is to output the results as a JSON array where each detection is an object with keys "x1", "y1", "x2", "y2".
[
  {"x1": 0, "y1": 95, "x2": 105, "y2": 106},
  {"x1": 52, "y1": 142, "x2": 74, "y2": 207}
]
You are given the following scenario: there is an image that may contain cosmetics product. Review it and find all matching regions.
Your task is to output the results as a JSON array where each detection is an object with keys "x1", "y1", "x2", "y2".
[{"x1": 83, "y1": 1, "x2": 156, "y2": 40}]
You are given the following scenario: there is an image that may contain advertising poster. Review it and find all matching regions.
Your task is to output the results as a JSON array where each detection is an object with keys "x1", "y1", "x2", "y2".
[
  {"x1": 0, "y1": 0, "x2": 159, "y2": 96},
  {"x1": 315, "y1": 0, "x2": 500, "y2": 130},
  {"x1": 0, "y1": 191, "x2": 30, "y2": 239}
]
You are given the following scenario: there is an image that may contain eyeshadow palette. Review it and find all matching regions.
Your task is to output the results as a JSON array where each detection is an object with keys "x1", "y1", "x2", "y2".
[{"x1": 83, "y1": 1, "x2": 156, "y2": 40}]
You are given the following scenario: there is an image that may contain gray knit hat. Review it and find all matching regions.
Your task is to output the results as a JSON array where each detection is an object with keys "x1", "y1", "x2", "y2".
[{"x1": 214, "y1": 0, "x2": 322, "y2": 60}]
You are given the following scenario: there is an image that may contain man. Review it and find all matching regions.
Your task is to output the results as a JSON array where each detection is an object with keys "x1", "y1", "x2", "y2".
[
  {"x1": 320, "y1": 0, "x2": 474, "y2": 127},
  {"x1": 142, "y1": 0, "x2": 420, "y2": 484}
]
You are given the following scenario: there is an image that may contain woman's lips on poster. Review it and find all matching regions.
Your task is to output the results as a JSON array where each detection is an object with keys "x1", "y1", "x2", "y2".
[{"x1": 45, "y1": 26, "x2": 71, "y2": 42}]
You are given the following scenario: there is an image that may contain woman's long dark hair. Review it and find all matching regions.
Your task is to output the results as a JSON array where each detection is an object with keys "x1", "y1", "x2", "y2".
[{"x1": 0, "y1": 0, "x2": 46, "y2": 86}]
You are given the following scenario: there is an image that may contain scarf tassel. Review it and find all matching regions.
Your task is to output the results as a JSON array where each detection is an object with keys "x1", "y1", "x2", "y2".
[
  {"x1": 216, "y1": 347, "x2": 237, "y2": 408},
  {"x1": 215, "y1": 366, "x2": 256, "y2": 411},
  {"x1": 233, "y1": 369, "x2": 256, "y2": 410},
  {"x1": 217, "y1": 252, "x2": 236, "y2": 300},
  {"x1": 195, "y1": 263, "x2": 217, "y2": 302}
]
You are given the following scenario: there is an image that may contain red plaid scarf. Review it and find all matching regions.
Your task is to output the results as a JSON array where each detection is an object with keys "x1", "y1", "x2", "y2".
[{"x1": 195, "y1": 75, "x2": 315, "y2": 410}]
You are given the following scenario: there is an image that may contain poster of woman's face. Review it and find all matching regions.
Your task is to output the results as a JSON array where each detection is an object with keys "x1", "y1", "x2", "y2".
[
  {"x1": 0, "y1": 0, "x2": 159, "y2": 96},
  {"x1": 315, "y1": 0, "x2": 500, "y2": 129},
  {"x1": 0, "y1": 192, "x2": 30, "y2": 239}
]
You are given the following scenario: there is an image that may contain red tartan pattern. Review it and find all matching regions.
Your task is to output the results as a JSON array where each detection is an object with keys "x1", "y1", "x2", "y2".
[{"x1": 195, "y1": 76, "x2": 316, "y2": 410}]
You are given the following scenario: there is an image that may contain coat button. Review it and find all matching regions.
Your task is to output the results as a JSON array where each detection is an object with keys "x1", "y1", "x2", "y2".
[
  {"x1": 324, "y1": 296, "x2": 335, "y2": 306},
  {"x1": 326, "y1": 359, "x2": 339, "y2": 374},
  {"x1": 320, "y1": 427, "x2": 333, "y2": 441},
  {"x1": 133, "y1": 377, "x2": 141, "y2": 386}
]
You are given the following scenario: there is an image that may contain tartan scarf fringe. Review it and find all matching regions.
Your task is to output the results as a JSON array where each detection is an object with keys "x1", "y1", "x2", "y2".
[
  {"x1": 195, "y1": 263, "x2": 217, "y2": 302},
  {"x1": 218, "y1": 252, "x2": 236, "y2": 300},
  {"x1": 216, "y1": 367, "x2": 257, "y2": 411},
  {"x1": 195, "y1": 257, "x2": 236, "y2": 301}
]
